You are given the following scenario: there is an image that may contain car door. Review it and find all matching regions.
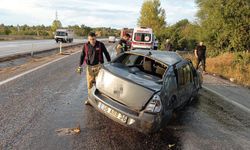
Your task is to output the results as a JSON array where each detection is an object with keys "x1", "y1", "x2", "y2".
[
  {"x1": 183, "y1": 64, "x2": 194, "y2": 101},
  {"x1": 175, "y1": 65, "x2": 187, "y2": 107},
  {"x1": 160, "y1": 66, "x2": 178, "y2": 111},
  {"x1": 177, "y1": 63, "x2": 195, "y2": 104}
]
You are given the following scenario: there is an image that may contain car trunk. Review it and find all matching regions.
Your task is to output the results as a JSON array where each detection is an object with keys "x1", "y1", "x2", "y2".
[{"x1": 95, "y1": 64, "x2": 162, "y2": 111}]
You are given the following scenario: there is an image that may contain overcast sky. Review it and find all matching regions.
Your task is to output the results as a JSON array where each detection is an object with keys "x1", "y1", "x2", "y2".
[{"x1": 0, "y1": 0, "x2": 197, "y2": 28}]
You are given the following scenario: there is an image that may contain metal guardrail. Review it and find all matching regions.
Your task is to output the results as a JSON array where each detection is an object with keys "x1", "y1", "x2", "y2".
[
  {"x1": 0, "y1": 38, "x2": 108, "y2": 62},
  {"x1": 0, "y1": 42, "x2": 84, "y2": 62}
]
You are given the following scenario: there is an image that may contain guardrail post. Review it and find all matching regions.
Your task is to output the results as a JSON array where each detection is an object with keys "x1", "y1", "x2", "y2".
[
  {"x1": 31, "y1": 44, "x2": 34, "y2": 57},
  {"x1": 59, "y1": 42, "x2": 62, "y2": 54}
]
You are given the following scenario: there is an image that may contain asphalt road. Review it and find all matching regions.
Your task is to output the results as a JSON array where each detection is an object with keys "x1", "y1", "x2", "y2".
[
  {"x1": 203, "y1": 75, "x2": 250, "y2": 114},
  {"x1": 0, "y1": 42, "x2": 250, "y2": 150},
  {"x1": 0, "y1": 39, "x2": 84, "y2": 58}
]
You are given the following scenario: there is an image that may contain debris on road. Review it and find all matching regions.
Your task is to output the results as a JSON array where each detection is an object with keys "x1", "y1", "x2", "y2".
[
  {"x1": 168, "y1": 144, "x2": 175, "y2": 148},
  {"x1": 55, "y1": 125, "x2": 81, "y2": 136}
]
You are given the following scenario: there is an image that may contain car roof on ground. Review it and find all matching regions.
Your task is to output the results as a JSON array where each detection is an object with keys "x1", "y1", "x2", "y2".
[{"x1": 127, "y1": 49, "x2": 183, "y2": 65}]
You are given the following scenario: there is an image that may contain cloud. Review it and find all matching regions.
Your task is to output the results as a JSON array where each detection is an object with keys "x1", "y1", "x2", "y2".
[
  {"x1": 162, "y1": 0, "x2": 198, "y2": 24},
  {"x1": 0, "y1": 0, "x2": 198, "y2": 28}
]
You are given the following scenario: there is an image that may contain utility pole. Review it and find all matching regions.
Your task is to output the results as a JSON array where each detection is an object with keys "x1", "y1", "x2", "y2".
[
  {"x1": 17, "y1": 24, "x2": 20, "y2": 32},
  {"x1": 55, "y1": 10, "x2": 58, "y2": 21}
]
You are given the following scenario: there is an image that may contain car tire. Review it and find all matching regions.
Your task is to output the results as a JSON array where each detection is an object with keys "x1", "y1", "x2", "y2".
[
  {"x1": 84, "y1": 100, "x2": 90, "y2": 105},
  {"x1": 199, "y1": 81, "x2": 202, "y2": 89},
  {"x1": 169, "y1": 96, "x2": 176, "y2": 108},
  {"x1": 84, "y1": 97, "x2": 92, "y2": 106},
  {"x1": 188, "y1": 96, "x2": 195, "y2": 105},
  {"x1": 161, "y1": 108, "x2": 173, "y2": 126}
]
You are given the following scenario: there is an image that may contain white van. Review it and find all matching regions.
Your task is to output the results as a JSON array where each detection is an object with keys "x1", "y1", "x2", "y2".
[
  {"x1": 131, "y1": 27, "x2": 153, "y2": 50},
  {"x1": 54, "y1": 29, "x2": 74, "y2": 43}
]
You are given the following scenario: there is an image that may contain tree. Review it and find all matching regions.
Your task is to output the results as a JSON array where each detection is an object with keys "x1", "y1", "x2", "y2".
[
  {"x1": 163, "y1": 19, "x2": 199, "y2": 51},
  {"x1": 196, "y1": 0, "x2": 250, "y2": 52},
  {"x1": 51, "y1": 20, "x2": 62, "y2": 32},
  {"x1": 137, "y1": 0, "x2": 166, "y2": 39},
  {"x1": 81, "y1": 24, "x2": 91, "y2": 35}
]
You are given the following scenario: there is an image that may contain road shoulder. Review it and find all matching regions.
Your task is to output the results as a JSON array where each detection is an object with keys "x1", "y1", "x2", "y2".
[
  {"x1": 0, "y1": 46, "x2": 82, "y2": 82},
  {"x1": 203, "y1": 74, "x2": 250, "y2": 115}
]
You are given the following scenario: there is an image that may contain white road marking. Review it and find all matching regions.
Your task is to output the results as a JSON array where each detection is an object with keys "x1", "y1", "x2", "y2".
[{"x1": 0, "y1": 51, "x2": 81, "y2": 86}]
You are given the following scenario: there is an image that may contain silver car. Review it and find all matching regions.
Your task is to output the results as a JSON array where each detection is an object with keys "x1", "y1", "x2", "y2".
[
  {"x1": 108, "y1": 36, "x2": 116, "y2": 43},
  {"x1": 88, "y1": 49, "x2": 202, "y2": 133}
]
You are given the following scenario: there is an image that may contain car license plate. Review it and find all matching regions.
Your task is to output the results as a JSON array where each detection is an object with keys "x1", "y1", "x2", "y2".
[{"x1": 98, "y1": 102, "x2": 128, "y2": 123}]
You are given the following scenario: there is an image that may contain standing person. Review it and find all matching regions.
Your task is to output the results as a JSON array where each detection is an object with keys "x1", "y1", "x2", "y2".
[
  {"x1": 116, "y1": 33, "x2": 130, "y2": 55},
  {"x1": 77, "y1": 32, "x2": 111, "y2": 105},
  {"x1": 153, "y1": 38, "x2": 158, "y2": 50},
  {"x1": 165, "y1": 39, "x2": 172, "y2": 51},
  {"x1": 194, "y1": 41, "x2": 206, "y2": 73}
]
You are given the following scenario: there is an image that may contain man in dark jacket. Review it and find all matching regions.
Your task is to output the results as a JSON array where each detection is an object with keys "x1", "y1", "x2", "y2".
[
  {"x1": 77, "y1": 32, "x2": 111, "y2": 104},
  {"x1": 194, "y1": 42, "x2": 206, "y2": 72},
  {"x1": 116, "y1": 33, "x2": 130, "y2": 55}
]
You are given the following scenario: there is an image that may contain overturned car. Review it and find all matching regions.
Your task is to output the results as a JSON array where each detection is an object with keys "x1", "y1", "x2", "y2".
[{"x1": 88, "y1": 49, "x2": 202, "y2": 133}]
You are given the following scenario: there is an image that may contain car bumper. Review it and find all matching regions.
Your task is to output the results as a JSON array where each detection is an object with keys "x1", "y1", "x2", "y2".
[
  {"x1": 131, "y1": 45, "x2": 152, "y2": 50},
  {"x1": 88, "y1": 86, "x2": 165, "y2": 133},
  {"x1": 55, "y1": 38, "x2": 67, "y2": 42}
]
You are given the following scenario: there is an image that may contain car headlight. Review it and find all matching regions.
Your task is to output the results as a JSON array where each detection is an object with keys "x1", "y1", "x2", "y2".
[{"x1": 145, "y1": 93, "x2": 162, "y2": 113}]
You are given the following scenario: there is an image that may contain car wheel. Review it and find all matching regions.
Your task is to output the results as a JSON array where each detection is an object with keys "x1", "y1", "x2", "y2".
[
  {"x1": 84, "y1": 98, "x2": 92, "y2": 106},
  {"x1": 161, "y1": 108, "x2": 173, "y2": 125},
  {"x1": 199, "y1": 81, "x2": 202, "y2": 89},
  {"x1": 84, "y1": 100, "x2": 90, "y2": 105},
  {"x1": 188, "y1": 96, "x2": 195, "y2": 105},
  {"x1": 169, "y1": 96, "x2": 176, "y2": 108}
]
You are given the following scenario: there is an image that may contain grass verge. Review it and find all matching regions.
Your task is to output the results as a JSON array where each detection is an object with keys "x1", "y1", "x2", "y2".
[{"x1": 181, "y1": 51, "x2": 250, "y2": 88}]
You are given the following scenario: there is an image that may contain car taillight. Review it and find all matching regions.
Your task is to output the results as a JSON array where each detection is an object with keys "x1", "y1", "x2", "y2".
[{"x1": 145, "y1": 94, "x2": 162, "y2": 113}]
